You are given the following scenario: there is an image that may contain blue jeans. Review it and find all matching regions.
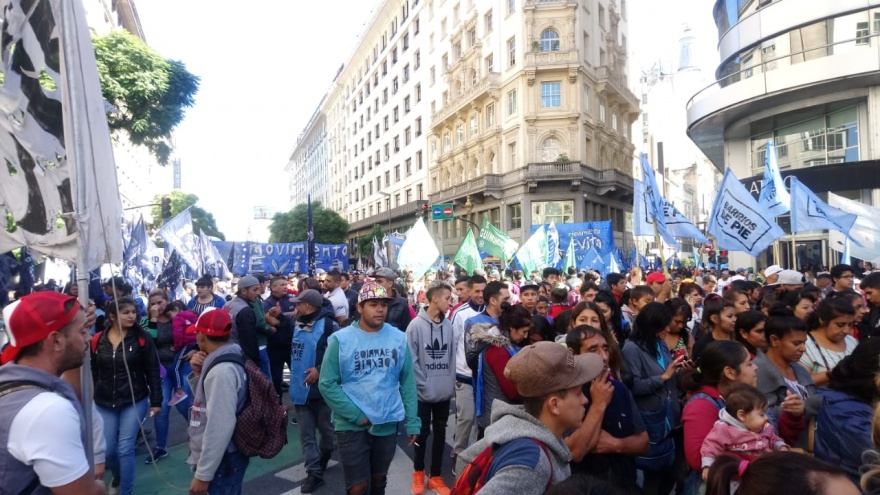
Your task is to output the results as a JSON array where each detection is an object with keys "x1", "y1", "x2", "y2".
[
  {"x1": 258, "y1": 347, "x2": 272, "y2": 380},
  {"x1": 97, "y1": 398, "x2": 148, "y2": 495},
  {"x1": 207, "y1": 450, "x2": 250, "y2": 495},
  {"x1": 154, "y1": 361, "x2": 193, "y2": 450},
  {"x1": 294, "y1": 398, "x2": 335, "y2": 478}
]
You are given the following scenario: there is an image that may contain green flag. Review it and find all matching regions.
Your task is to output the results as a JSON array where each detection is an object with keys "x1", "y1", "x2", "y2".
[
  {"x1": 454, "y1": 229, "x2": 482, "y2": 275},
  {"x1": 561, "y1": 234, "x2": 576, "y2": 273},
  {"x1": 515, "y1": 225, "x2": 548, "y2": 275},
  {"x1": 476, "y1": 216, "x2": 519, "y2": 262}
]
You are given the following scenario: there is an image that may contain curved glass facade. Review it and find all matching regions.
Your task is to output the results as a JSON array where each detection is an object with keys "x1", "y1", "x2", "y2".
[
  {"x1": 713, "y1": 0, "x2": 784, "y2": 38},
  {"x1": 716, "y1": 9, "x2": 880, "y2": 88}
]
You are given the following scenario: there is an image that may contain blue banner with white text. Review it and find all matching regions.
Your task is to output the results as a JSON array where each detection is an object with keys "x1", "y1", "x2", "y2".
[
  {"x1": 530, "y1": 221, "x2": 617, "y2": 268},
  {"x1": 216, "y1": 241, "x2": 349, "y2": 275}
]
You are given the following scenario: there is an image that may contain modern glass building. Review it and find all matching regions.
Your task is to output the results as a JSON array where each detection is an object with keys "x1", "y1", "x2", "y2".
[{"x1": 687, "y1": 0, "x2": 880, "y2": 270}]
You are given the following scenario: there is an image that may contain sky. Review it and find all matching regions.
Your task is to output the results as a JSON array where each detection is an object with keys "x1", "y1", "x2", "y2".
[{"x1": 135, "y1": 0, "x2": 717, "y2": 242}]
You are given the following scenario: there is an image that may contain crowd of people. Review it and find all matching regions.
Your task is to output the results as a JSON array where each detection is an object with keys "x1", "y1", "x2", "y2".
[{"x1": 3, "y1": 260, "x2": 880, "y2": 495}]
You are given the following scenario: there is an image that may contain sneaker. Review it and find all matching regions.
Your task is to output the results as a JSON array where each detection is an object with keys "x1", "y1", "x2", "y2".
[
  {"x1": 411, "y1": 471, "x2": 426, "y2": 495},
  {"x1": 144, "y1": 448, "x2": 168, "y2": 464},
  {"x1": 427, "y1": 476, "x2": 451, "y2": 495},
  {"x1": 108, "y1": 477, "x2": 120, "y2": 495},
  {"x1": 301, "y1": 475, "x2": 325, "y2": 493},
  {"x1": 291, "y1": 416, "x2": 298, "y2": 425},
  {"x1": 168, "y1": 389, "x2": 188, "y2": 406}
]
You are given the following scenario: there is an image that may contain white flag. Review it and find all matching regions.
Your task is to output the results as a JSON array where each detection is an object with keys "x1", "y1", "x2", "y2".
[
  {"x1": 156, "y1": 208, "x2": 202, "y2": 274},
  {"x1": 828, "y1": 192, "x2": 880, "y2": 263},
  {"x1": 707, "y1": 168, "x2": 784, "y2": 257},
  {"x1": 757, "y1": 141, "x2": 790, "y2": 217},
  {"x1": 397, "y1": 218, "x2": 439, "y2": 281},
  {"x1": 790, "y1": 177, "x2": 859, "y2": 244},
  {"x1": 0, "y1": 0, "x2": 123, "y2": 269}
]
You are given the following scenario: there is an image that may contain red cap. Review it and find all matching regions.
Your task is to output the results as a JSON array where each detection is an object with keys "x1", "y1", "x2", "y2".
[
  {"x1": 1, "y1": 292, "x2": 80, "y2": 364},
  {"x1": 646, "y1": 272, "x2": 667, "y2": 284},
  {"x1": 185, "y1": 309, "x2": 232, "y2": 337}
]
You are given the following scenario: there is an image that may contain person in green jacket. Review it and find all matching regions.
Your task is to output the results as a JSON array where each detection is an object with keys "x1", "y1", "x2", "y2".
[{"x1": 319, "y1": 281, "x2": 420, "y2": 495}]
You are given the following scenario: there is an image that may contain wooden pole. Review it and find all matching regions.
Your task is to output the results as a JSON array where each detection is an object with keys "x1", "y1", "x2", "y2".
[{"x1": 790, "y1": 233, "x2": 797, "y2": 271}]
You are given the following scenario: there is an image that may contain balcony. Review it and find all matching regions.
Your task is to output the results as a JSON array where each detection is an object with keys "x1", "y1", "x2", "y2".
[
  {"x1": 432, "y1": 72, "x2": 501, "y2": 126},
  {"x1": 524, "y1": 49, "x2": 578, "y2": 69},
  {"x1": 595, "y1": 65, "x2": 638, "y2": 107}
]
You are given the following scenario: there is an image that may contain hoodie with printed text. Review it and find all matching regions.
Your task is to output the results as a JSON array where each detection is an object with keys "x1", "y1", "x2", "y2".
[{"x1": 406, "y1": 307, "x2": 455, "y2": 403}]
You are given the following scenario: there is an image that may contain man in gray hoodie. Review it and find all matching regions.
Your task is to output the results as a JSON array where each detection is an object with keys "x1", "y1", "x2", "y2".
[
  {"x1": 406, "y1": 281, "x2": 455, "y2": 495},
  {"x1": 455, "y1": 342, "x2": 604, "y2": 495}
]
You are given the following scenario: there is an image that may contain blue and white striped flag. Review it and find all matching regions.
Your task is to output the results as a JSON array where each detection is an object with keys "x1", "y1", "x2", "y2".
[{"x1": 758, "y1": 141, "x2": 790, "y2": 217}]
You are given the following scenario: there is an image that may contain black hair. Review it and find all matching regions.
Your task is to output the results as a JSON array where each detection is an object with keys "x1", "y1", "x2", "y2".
[
  {"x1": 579, "y1": 281, "x2": 601, "y2": 296},
  {"x1": 483, "y1": 281, "x2": 508, "y2": 305},
  {"x1": 706, "y1": 452, "x2": 848, "y2": 495},
  {"x1": 468, "y1": 274, "x2": 488, "y2": 287},
  {"x1": 680, "y1": 340, "x2": 750, "y2": 393},
  {"x1": 594, "y1": 290, "x2": 627, "y2": 344},
  {"x1": 678, "y1": 282, "x2": 703, "y2": 298},
  {"x1": 631, "y1": 302, "x2": 672, "y2": 359},
  {"x1": 326, "y1": 270, "x2": 342, "y2": 283},
  {"x1": 701, "y1": 294, "x2": 735, "y2": 336},
  {"x1": 195, "y1": 275, "x2": 214, "y2": 288},
  {"x1": 104, "y1": 297, "x2": 141, "y2": 331},
  {"x1": 861, "y1": 272, "x2": 880, "y2": 290},
  {"x1": 553, "y1": 309, "x2": 573, "y2": 337},
  {"x1": 425, "y1": 281, "x2": 452, "y2": 302},
  {"x1": 165, "y1": 301, "x2": 187, "y2": 314},
  {"x1": 529, "y1": 315, "x2": 555, "y2": 342},
  {"x1": 816, "y1": 273, "x2": 832, "y2": 282},
  {"x1": 498, "y1": 302, "x2": 533, "y2": 333},
  {"x1": 830, "y1": 264, "x2": 854, "y2": 281},
  {"x1": 734, "y1": 310, "x2": 767, "y2": 355},
  {"x1": 828, "y1": 338, "x2": 880, "y2": 404},
  {"x1": 807, "y1": 296, "x2": 855, "y2": 331},
  {"x1": 542, "y1": 267, "x2": 561, "y2": 279},
  {"x1": 566, "y1": 325, "x2": 605, "y2": 354},
  {"x1": 628, "y1": 285, "x2": 653, "y2": 303},
  {"x1": 728, "y1": 280, "x2": 751, "y2": 293},
  {"x1": 550, "y1": 286, "x2": 568, "y2": 304},
  {"x1": 570, "y1": 301, "x2": 624, "y2": 375},
  {"x1": 455, "y1": 275, "x2": 470, "y2": 286},
  {"x1": 778, "y1": 289, "x2": 818, "y2": 312},
  {"x1": 723, "y1": 384, "x2": 768, "y2": 418},
  {"x1": 764, "y1": 314, "x2": 808, "y2": 342},
  {"x1": 665, "y1": 297, "x2": 693, "y2": 324},
  {"x1": 607, "y1": 273, "x2": 626, "y2": 287}
]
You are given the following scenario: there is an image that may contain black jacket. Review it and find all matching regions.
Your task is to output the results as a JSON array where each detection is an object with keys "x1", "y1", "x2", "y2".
[
  {"x1": 91, "y1": 328, "x2": 163, "y2": 408},
  {"x1": 264, "y1": 293, "x2": 297, "y2": 348},
  {"x1": 235, "y1": 305, "x2": 260, "y2": 364},
  {"x1": 386, "y1": 290, "x2": 414, "y2": 332}
]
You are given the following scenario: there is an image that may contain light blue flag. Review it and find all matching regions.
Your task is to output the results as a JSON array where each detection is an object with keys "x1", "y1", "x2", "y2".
[
  {"x1": 604, "y1": 251, "x2": 621, "y2": 276},
  {"x1": 758, "y1": 141, "x2": 790, "y2": 217},
  {"x1": 841, "y1": 238, "x2": 851, "y2": 265},
  {"x1": 579, "y1": 246, "x2": 606, "y2": 274},
  {"x1": 199, "y1": 229, "x2": 229, "y2": 280},
  {"x1": 634, "y1": 179, "x2": 708, "y2": 246},
  {"x1": 546, "y1": 222, "x2": 561, "y2": 266},
  {"x1": 708, "y1": 168, "x2": 785, "y2": 256},
  {"x1": 397, "y1": 218, "x2": 440, "y2": 280},
  {"x1": 789, "y1": 176, "x2": 860, "y2": 244},
  {"x1": 640, "y1": 154, "x2": 667, "y2": 231},
  {"x1": 156, "y1": 207, "x2": 202, "y2": 274}
]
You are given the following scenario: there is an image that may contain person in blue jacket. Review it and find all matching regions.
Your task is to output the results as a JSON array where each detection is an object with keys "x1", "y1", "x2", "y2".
[
  {"x1": 187, "y1": 275, "x2": 226, "y2": 315},
  {"x1": 815, "y1": 337, "x2": 880, "y2": 484}
]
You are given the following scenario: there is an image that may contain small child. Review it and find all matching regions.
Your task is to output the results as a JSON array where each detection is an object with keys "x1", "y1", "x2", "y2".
[
  {"x1": 700, "y1": 384, "x2": 789, "y2": 479},
  {"x1": 548, "y1": 286, "x2": 571, "y2": 319},
  {"x1": 167, "y1": 301, "x2": 198, "y2": 406}
]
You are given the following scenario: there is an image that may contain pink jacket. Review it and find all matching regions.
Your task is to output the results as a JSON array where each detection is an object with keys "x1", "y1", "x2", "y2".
[
  {"x1": 700, "y1": 409, "x2": 786, "y2": 467},
  {"x1": 172, "y1": 310, "x2": 199, "y2": 350}
]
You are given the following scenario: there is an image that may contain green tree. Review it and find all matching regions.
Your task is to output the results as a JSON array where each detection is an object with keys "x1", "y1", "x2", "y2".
[
  {"x1": 268, "y1": 202, "x2": 349, "y2": 244},
  {"x1": 357, "y1": 224, "x2": 385, "y2": 258},
  {"x1": 93, "y1": 31, "x2": 199, "y2": 165},
  {"x1": 150, "y1": 191, "x2": 225, "y2": 240}
]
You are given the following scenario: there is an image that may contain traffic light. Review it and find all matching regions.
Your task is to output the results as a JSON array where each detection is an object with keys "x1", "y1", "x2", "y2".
[
  {"x1": 718, "y1": 250, "x2": 729, "y2": 265},
  {"x1": 708, "y1": 250, "x2": 717, "y2": 264},
  {"x1": 420, "y1": 203, "x2": 429, "y2": 218},
  {"x1": 161, "y1": 197, "x2": 172, "y2": 220}
]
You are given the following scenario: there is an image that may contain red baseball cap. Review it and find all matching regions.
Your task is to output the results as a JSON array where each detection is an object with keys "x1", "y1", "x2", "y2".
[
  {"x1": 646, "y1": 272, "x2": 667, "y2": 284},
  {"x1": 1, "y1": 292, "x2": 80, "y2": 364},
  {"x1": 185, "y1": 309, "x2": 232, "y2": 337}
]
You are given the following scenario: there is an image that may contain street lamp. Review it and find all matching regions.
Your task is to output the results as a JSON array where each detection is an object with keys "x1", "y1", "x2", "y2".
[{"x1": 378, "y1": 191, "x2": 392, "y2": 233}]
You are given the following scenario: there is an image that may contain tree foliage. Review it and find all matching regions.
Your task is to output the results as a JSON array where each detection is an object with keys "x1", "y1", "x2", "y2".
[
  {"x1": 93, "y1": 31, "x2": 199, "y2": 165},
  {"x1": 357, "y1": 224, "x2": 385, "y2": 257},
  {"x1": 269, "y1": 202, "x2": 349, "y2": 244},
  {"x1": 150, "y1": 190, "x2": 225, "y2": 240}
]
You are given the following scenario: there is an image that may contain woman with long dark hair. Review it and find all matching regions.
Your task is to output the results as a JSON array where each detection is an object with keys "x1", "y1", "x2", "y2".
[
  {"x1": 706, "y1": 452, "x2": 858, "y2": 495},
  {"x1": 801, "y1": 297, "x2": 857, "y2": 387},
  {"x1": 595, "y1": 289, "x2": 630, "y2": 345},
  {"x1": 570, "y1": 300, "x2": 624, "y2": 378},
  {"x1": 471, "y1": 302, "x2": 531, "y2": 438},
  {"x1": 92, "y1": 297, "x2": 162, "y2": 495},
  {"x1": 691, "y1": 295, "x2": 736, "y2": 362},
  {"x1": 734, "y1": 310, "x2": 767, "y2": 358},
  {"x1": 815, "y1": 338, "x2": 880, "y2": 484},
  {"x1": 664, "y1": 298, "x2": 694, "y2": 362}
]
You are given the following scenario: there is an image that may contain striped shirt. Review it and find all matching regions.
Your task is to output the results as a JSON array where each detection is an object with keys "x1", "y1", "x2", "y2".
[{"x1": 799, "y1": 334, "x2": 858, "y2": 374}]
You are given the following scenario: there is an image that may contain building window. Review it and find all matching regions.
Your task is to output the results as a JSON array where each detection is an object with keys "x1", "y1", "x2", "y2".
[
  {"x1": 416, "y1": 117, "x2": 422, "y2": 136},
  {"x1": 486, "y1": 54, "x2": 494, "y2": 73},
  {"x1": 444, "y1": 132, "x2": 451, "y2": 151},
  {"x1": 857, "y1": 22, "x2": 870, "y2": 45},
  {"x1": 417, "y1": 184, "x2": 423, "y2": 199},
  {"x1": 414, "y1": 50, "x2": 420, "y2": 69},
  {"x1": 406, "y1": 158, "x2": 412, "y2": 175},
  {"x1": 485, "y1": 10, "x2": 493, "y2": 32},
  {"x1": 507, "y1": 89, "x2": 517, "y2": 115},
  {"x1": 417, "y1": 150, "x2": 423, "y2": 169},
  {"x1": 486, "y1": 103, "x2": 495, "y2": 126},
  {"x1": 540, "y1": 136, "x2": 562, "y2": 162},
  {"x1": 405, "y1": 127, "x2": 412, "y2": 145},
  {"x1": 457, "y1": 124, "x2": 464, "y2": 145},
  {"x1": 394, "y1": 106, "x2": 399, "y2": 122},
  {"x1": 430, "y1": 66, "x2": 436, "y2": 85},
  {"x1": 403, "y1": 64, "x2": 410, "y2": 82},
  {"x1": 442, "y1": 54, "x2": 449, "y2": 70},
  {"x1": 416, "y1": 84, "x2": 421, "y2": 102},
  {"x1": 507, "y1": 0, "x2": 515, "y2": 14},
  {"x1": 395, "y1": 165, "x2": 401, "y2": 180},
  {"x1": 507, "y1": 37, "x2": 516, "y2": 66},
  {"x1": 469, "y1": 28, "x2": 477, "y2": 48},
  {"x1": 599, "y1": 99, "x2": 606, "y2": 122},
  {"x1": 406, "y1": 188, "x2": 412, "y2": 203},
  {"x1": 470, "y1": 115, "x2": 478, "y2": 136},
  {"x1": 541, "y1": 82, "x2": 561, "y2": 107},
  {"x1": 612, "y1": 113, "x2": 618, "y2": 131},
  {"x1": 532, "y1": 200, "x2": 574, "y2": 224},
  {"x1": 508, "y1": 141, "x2": 516, "y2": 168},
  {"x1": 509, "y1": 203, "x2": 522, "y2": 230},
  {"x1": 582, "y1": 84, "x2": 590, "y2": 112},
  {"x1": 405, "y1": 96, "x2": 411, "y2": 113},
  {"x1": 540, "y1": 30, "x2": 560, "y2": 52},
  {"x1": 598, "y1": 4, "x2": 605, "y2": 29}
]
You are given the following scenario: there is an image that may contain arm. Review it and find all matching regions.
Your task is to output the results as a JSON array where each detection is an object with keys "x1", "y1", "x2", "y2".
[
  {"x1": 777, "y1": 409, "x2": 805, "y2": 446},
  {"x1": 485, "y1": 346, "x2": 520, "y2": 400},
  {"x1": 235, "y1": 307, "x2": 260, "y2": 363},
  {"x1": 407, "y1": 326, "x2": 428, "y2": 393},
  {"x1": 699, "y1": 424, "x2": 727, "y2": 468},
  {"x1": 621, "y1": 345, "x2": 665, "y2": 397},
  {"x1": 142, "y1": 334, "x2": 164, "y2": 407},
  {"x1": 595, "y1": 430, "x2": 650, "y2": 456},
  {"x1": 194, "y1": 363, "x2": 242, "y2": 482},
  {"x1": 565, "y1": 399, "x2": 608, "y2": 461},
  {"x1": 318, "y1": 337, "x2": 368, "y2": 426},
  {"x1": 399, "y1": 345, "x2": 421, "y2": 435},
  {"x1": 683, "y1": 398, "x2": 724, "y2": 471},
  {"x1": 478, "y1": 439, "x2": 552, "y2": 495}
]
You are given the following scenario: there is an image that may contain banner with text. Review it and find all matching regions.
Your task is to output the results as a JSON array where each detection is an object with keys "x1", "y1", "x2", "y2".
[
  {"x1": 215, "y1": 241, "x2": 349, "y2": 275},
  {"x1": 530, "y1": 221, "x2": 617, "y2": 268}
]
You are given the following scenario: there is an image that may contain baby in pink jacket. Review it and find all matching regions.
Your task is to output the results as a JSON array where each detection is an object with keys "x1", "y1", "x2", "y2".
[{"x1": 701, "y1": 385, "x2": 789, "y2": 479}]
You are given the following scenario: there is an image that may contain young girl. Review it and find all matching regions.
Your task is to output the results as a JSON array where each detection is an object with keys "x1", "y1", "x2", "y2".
[
  {"x1": 700, "y1": 384, "x2": 789, "y2": 479},
  {"x1": 692, "y1": 295, "x2": 736, "y2": 362},
  {"x1": 167, "y1": 301, "x2": 198, "y2": 406}
]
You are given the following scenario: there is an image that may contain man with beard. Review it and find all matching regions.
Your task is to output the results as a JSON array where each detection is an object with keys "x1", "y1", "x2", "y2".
[{"x1": 0, "y1": 292, "x2": 106, "y2": 495}]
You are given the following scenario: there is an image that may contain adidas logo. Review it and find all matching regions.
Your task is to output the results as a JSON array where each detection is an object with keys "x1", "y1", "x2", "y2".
[{"x1": 425, "y1": 338, "x2": 448, "y2": 360}]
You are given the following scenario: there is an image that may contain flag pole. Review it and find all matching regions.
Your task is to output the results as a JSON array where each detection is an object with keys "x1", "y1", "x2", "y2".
[
  {"x1": 790, "y1": 233, "x2": 797, "y2": 271},
  {"x1": 653, "y1": 220, "x2": 670, "y2": 278}
]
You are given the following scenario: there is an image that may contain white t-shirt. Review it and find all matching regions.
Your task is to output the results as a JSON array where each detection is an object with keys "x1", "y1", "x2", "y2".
[
  {"x1": 7, "y1": 392, "x2": 89, "y2": 488},
  {"x1": 326, "y1": 286, "x2": 349, "y2": 319}
]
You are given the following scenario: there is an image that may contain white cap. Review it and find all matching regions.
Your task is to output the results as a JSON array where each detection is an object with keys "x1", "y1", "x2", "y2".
[
  {"x1": 774, "y1": 270, "x2": 805, "y2": 286},
  {"x1": 764, "y1": 265, "x2": 783, "y2": 277}
]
